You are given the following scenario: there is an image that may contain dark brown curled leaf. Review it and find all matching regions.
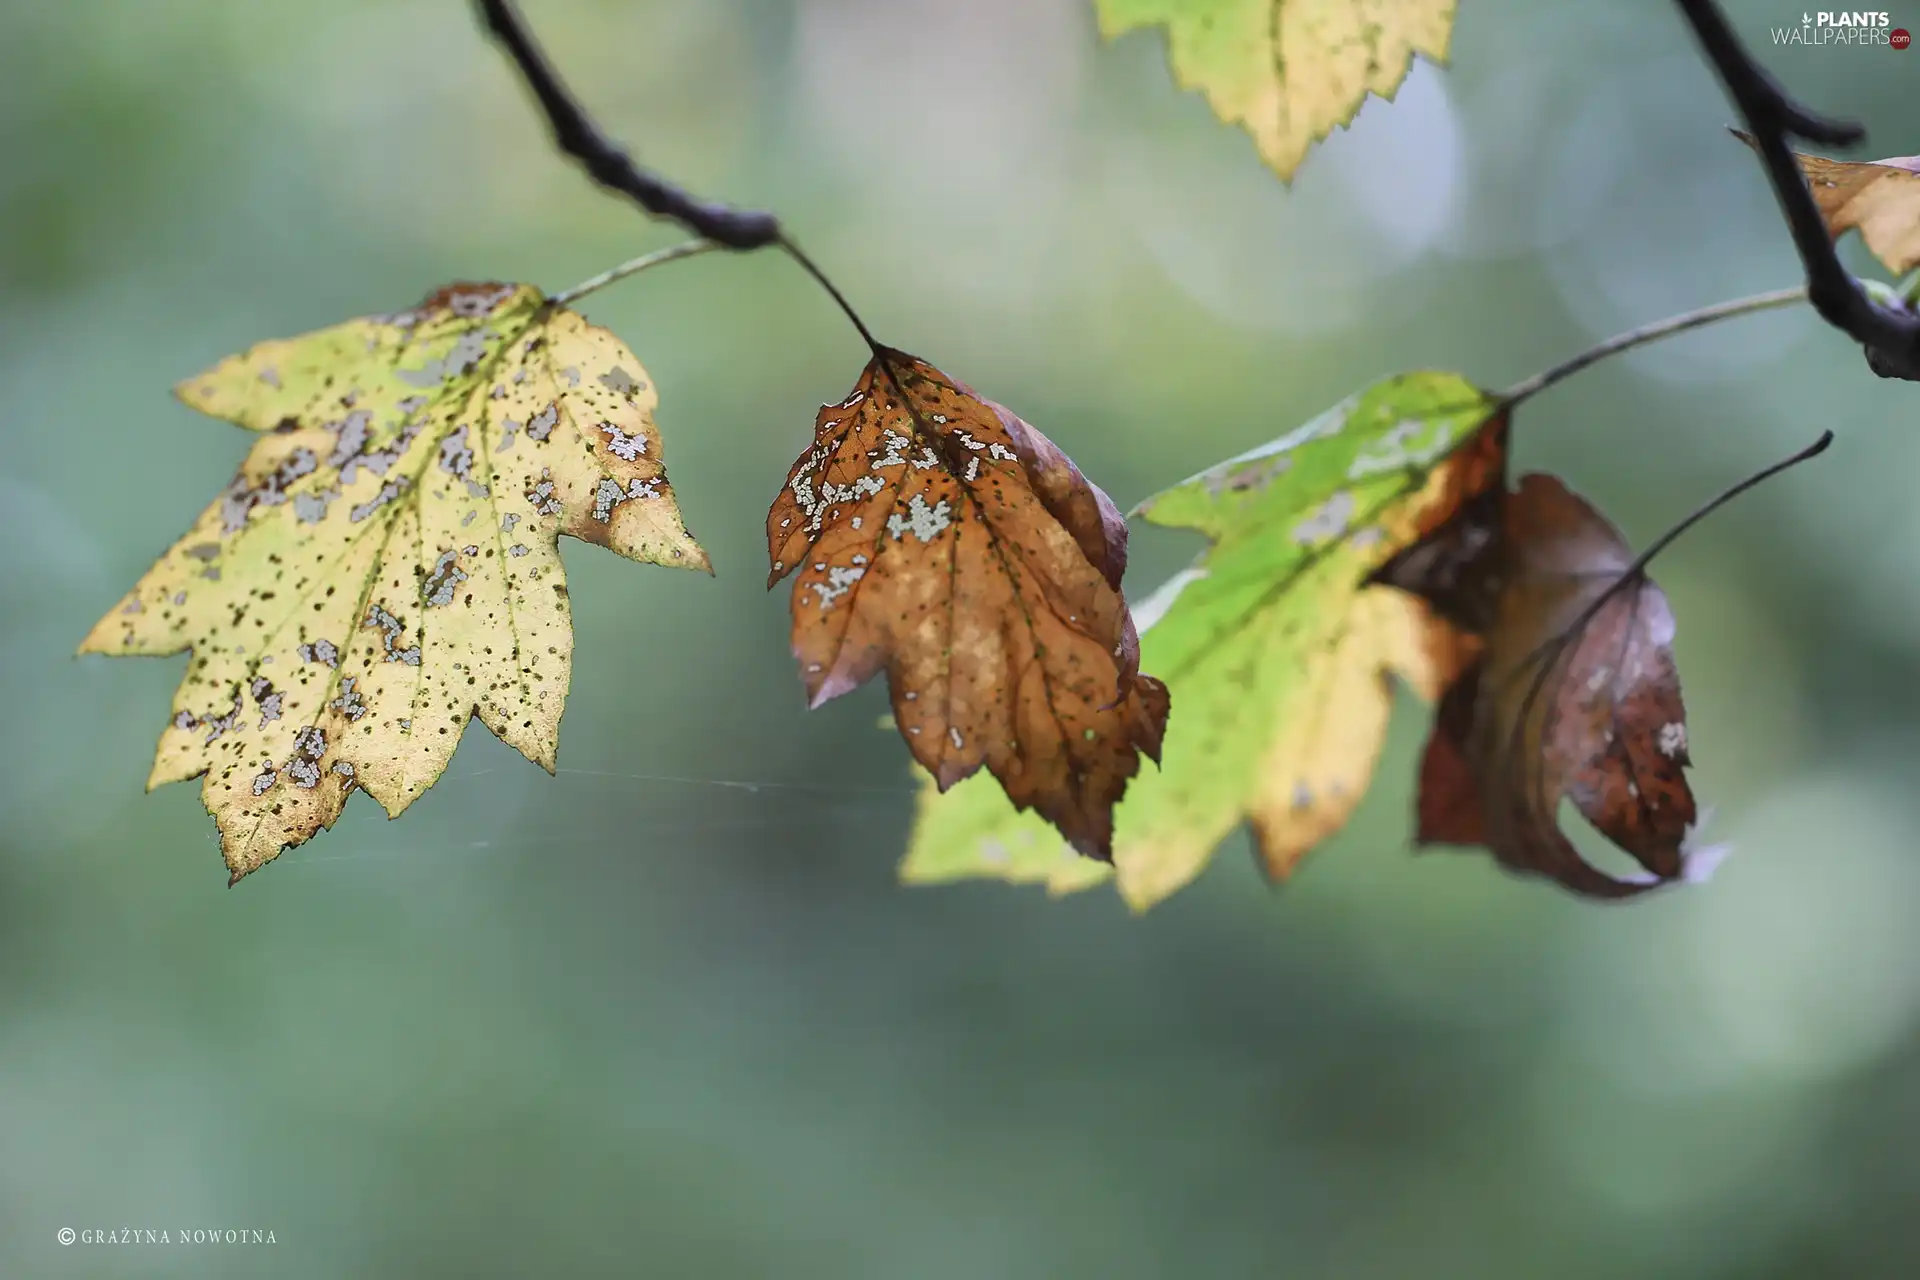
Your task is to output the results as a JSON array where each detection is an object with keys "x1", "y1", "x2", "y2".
[{"x1": 1380, "y1": 472, "x2": 1713, "y2": 899}]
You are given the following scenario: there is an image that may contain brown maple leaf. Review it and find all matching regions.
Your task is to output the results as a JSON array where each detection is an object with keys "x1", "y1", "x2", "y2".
[
  {"x1": 767, "y1": 348, "x2": 1169, "y2": 858},
  {"x1": 1374, "y1": 472, "x2": 1717, "y2": 899}
]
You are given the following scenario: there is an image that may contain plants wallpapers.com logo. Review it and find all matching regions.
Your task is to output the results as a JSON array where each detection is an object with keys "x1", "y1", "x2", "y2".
[{"x1": 1772, "y1": 11, "x2": 1912, "y2": 45}]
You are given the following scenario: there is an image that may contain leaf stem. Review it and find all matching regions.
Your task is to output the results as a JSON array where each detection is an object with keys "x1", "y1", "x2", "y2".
[
  {"x1": 476, "y1": 1, "x2": 892, "y2": 369},
  {"x1": 778, "y1": 235, "x2": 885, "y2": 357},
  {"x1": 1512, "y1": 427, "x2": 1832, "y2": 682},
  {"x1": 1623, "y1": 427, "x2": 1833, "y2": 577},
  {"x1": 774, "y1": 235, "x2": 962, "y2": 479},
  {"x1": 547, "y1": 239, "x2": 719, "y2": 307},
  {"x1": 1499, "y1": 286, "x2": 1808, "y2": 408}
]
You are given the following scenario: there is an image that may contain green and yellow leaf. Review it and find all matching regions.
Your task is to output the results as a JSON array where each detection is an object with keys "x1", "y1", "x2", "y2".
[
  {"x1": 902, "y1": 373, "x2": 1504, "y2": 910},
  {"x1": 1097, "y1": 0, "x2": 1458, "y2": 181},
  {"x1": 80, "y1": 282, "x2": 708, "y2": 882}
]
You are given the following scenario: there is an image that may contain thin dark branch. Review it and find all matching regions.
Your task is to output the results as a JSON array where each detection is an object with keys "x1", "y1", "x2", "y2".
[
  {"x1": 475, "y1": 0, "x2": 780, "y2": 250},
  {"x1": 1673, "y1": 0, "x2": 1920, "y2": 379},
  {"x1": 475, "y1": 0, "x2": 892, "y2": 360},
  {"x1": 477, "y1": 0, "x2": 970, "y2": 532}
]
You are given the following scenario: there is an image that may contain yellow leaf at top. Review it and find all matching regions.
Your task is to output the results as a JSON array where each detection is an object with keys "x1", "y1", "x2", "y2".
[
  {"x1": 1097, "y1": 0, "x2": 1457, "y2": 181},
  {"x1": 80, "y1": 282, "x2": 709, "y2": 882}
]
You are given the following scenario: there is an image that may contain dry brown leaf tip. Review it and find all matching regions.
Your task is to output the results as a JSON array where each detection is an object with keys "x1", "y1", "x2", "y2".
[{"x1": 1734, "y1": 127, "x2": 1920, "y2": 275}]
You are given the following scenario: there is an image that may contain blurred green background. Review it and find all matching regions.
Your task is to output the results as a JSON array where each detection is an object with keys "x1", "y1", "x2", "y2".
[{"x1": 6, "y1": 0, "x2": 1920, "y2": 1275}]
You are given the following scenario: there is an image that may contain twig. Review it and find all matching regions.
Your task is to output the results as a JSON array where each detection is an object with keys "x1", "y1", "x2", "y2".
[
  {"x1": 1616, "y1": 428, "x2": 1833, "y2": 577},
  {"x1": 1500, "y1": 286, "x2": 1808, "y2": 406},
  {"x1": 475, "y1": 0, "x2": 780, "y2": 250},
  {"x1": 475, "y1": 0, "x2": 890, "y2": 360},
  {"x1": 548, "y1": 239, "x2": 719, "y2": 307},
  {"x1": 475, "y1": 0, "x2": 965, "y2": 498},
  {"x1": 1673, "y1": 0, "x2": 1920, "y2": 380}
]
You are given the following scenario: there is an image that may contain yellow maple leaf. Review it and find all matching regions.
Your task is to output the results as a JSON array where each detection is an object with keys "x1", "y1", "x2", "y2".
[
  {"x1": 1098, "y1": 0, "x2": 1457, "y2": 182},
  {"x1": 80, "y1": 281, "x2": 708, "y2": 882}
]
